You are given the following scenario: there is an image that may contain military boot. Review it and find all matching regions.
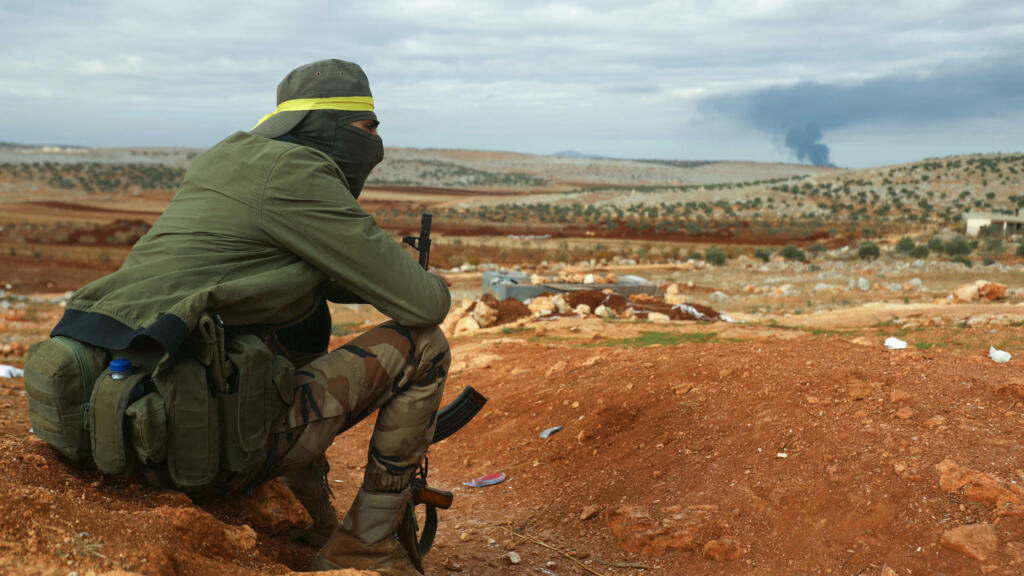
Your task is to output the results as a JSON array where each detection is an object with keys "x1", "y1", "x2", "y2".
[
  {"x1": 280, "y1": 458, "x2": 339, "y2": 547},
  {"x1": 311, "y1": 487, "x2": 419, "y2": 576}
]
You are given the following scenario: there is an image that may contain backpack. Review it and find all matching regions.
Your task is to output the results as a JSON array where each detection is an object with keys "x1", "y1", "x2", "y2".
[
  {"x1": 24, "y1": 336, "x2": 109, "y2": 463},
  {"x1": 24, "y1": 324, "x2": 294, "y2": 490}
]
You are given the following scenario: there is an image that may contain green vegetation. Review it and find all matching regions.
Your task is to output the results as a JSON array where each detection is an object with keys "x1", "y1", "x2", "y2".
[
  {"x1": 909, "y1": 245, "x2": 930, "y2": 259},
  {"x1": 780, "y1": 245, "x2": 806, "y2": 262},
  {"x1": 895, "y1": 236, "x2": 916, "y2": 254},
  {"x1": 599, "y1": 330, "x2": 719, "y2": 347},
  {"x1": 858, "y1": 241, "x2": 880, "y2": 261},
  {"x1": 0, "y1": 161, "x2": 185, "y2": 192},
  {"x1": 331, "y1": 322, "x2": 362, "y2": 336},
  {"x1": 705, "y1": 246, "x2": 727, "y2": 266}
]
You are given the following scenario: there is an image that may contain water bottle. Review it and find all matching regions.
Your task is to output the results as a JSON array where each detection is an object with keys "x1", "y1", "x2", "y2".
[{"x1": 109, "y1": 358, "x2": 132, "y2": 380}]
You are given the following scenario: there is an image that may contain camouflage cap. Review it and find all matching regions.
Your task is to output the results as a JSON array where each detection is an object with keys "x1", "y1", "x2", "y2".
[{"x1": 251, "y1": 59, "x2": 376, "y2": 138}]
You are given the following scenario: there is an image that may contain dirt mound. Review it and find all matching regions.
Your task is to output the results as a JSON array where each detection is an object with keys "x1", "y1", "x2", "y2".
[{"x1": 2, "y1": 299, "x2": 1024, "y2": 575}]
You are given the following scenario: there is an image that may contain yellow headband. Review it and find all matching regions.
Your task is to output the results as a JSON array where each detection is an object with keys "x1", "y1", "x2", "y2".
[{"x1": 252, "y1": 96, "x2": 375, "y2": 129}]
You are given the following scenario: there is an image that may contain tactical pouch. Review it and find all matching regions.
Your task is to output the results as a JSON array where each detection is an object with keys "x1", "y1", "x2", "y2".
[
  {"x1": 126, "y1": 392, "x2": 167, "y2": 465},
  {"x1": 23, "y1": 336, "x2": 109, "y2": 463},
  {"x1": 152, "y1": 354, "x2": 219, "y2": 489},
  {"x1": 90, "y1": 370, "x2": 148, "y2": 475},
  {"x1": 218, "y1": 334, "x2": 294, "y2": 472}
]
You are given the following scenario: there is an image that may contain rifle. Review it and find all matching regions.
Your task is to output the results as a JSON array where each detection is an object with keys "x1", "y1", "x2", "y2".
[
  {"x1": 402, "y1": 213, "x2": 432, "y2": 269},
  {"x1": 399, "y1": 212, "x2": 488, "y2": 572}
]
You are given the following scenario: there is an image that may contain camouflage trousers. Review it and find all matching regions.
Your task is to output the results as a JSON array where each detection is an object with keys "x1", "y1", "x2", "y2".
[{"x1": 262, "y1": 321, "x2": 450, "y2": 493}]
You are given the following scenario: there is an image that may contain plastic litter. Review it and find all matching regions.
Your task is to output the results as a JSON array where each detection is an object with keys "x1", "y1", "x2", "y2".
[
  {"x1": 0, "y1": 364, "x2": 24, "y2": 379},
  {"x1": 989, "y1": 346, "x2": 1012, "y2": 363},
  {"x1": 540, "y1": 426, "x2": 562, "y2": 439},
  {"x1": 884, "y1": 337, "x2": 908, "y2": 350},
  {"x1": 464, "y1": 472, "x2": 506, "y2": 488}
]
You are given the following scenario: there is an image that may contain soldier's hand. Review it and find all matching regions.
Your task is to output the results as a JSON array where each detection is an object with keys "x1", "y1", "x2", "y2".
[{"x1": 428, "y1": 266, "x2": 452, "y2": 287}]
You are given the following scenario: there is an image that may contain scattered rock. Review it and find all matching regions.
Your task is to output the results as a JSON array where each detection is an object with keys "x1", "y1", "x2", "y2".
[
  {"x1": 936, "y1": 459, "x2": 1024, "y2": 509},
  {"x1": 953, "y1": 280, "x2": 1007, "y2": 303},
  {"x1": 847, "y1": 381, "x2": 879, "y2": 400},
  {"x1": 472, "y1": 299, "x2": 498, "y2": 328},
  {"x1": 546, "y1": 360, "x2": 567, "y2": 379},
  {"x1": 894, "y1": 407, "x2": 914, "y2": 419},
  {"x1": 504, "y1": 551, "x2": 522, "y2": 565},
  {"x1": 552, "y1": 294, "x2": 571, "y2": 314},
  {"x1": 232, "y1": 478, "x2": 312, "y2": 535},
  {"x1": 923, "y1": 415, "x2": 946, "y2": 427},
  {"x1": 880, "y1": 565, "x2": 898, "y2": 576},
  {"x1": 528, "y1": 296, "x2": 556, "y2": 316},
  {"x1": 575, "y1": 304, "x2": 592, "y2": 316},
  {"x1": 702, "y1": 538, "x2": 743, "y2": 561},
  {"x1": 455, "y1": 315, "x2": 481, "y2": 334},
  {"x1": 580, "y1": 505, "x2": 602, "y2": 521},
  {"x1": 940, "y1": 523, "x2": 998, "y2": 561},
  {"x1": 605, "y1": 506, "x2": 719, "y2": 555},
  {"x1": 161, "y1": 506, "x2": 257, "y2": 556},
  {"x1": 443, "y1": 556, "x2": 465, "y2": 571},
  {"x1": 889, "y1": 389, "x2": 912, "y2": 403},
  {"x1": 594, "y1": 305, "x2": 612, "y2": 318},
  {"x1": 857, "y1": 277, "x2": 871, "y2": 291},
  {"x1": 647, "y1": 312, "x2": 671, "y2": 323},
  {"x1": 979, "y1": 282, "x2": 1008, "y2": 301},
  {"x1": 709, "y1": 291, "x2": 729, "y2": 303}
]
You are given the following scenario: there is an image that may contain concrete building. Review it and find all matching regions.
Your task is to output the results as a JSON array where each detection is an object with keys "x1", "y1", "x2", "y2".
[{"x1": 964, "y1": 211, "x2": 1024, "y2": 236}]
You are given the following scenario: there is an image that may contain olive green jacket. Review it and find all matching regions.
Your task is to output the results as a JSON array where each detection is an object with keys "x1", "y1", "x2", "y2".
[{"x1": 53, "y1": 132, "x2": 450, "y2": 353}]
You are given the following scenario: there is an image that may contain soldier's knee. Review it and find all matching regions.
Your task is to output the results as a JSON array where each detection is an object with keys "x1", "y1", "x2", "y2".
[{"x1": 416, "y1": 325, "x2": 450, "y2": 365}]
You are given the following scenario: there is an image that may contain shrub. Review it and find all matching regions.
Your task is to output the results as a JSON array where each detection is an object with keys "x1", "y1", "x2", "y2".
[
  {"x1": 754, "y1": 248, "x2": 772, "y2": 262},
  {"x1": 705, "y1": 246, "x2": 727, "y2": 266},
  {"x1": 858, "y1": 241, "x2": 881, "y2": 261},
  {"x1": 808, "y1": 243, "x2": 827, "y2": 256},
  {"x1": 780, "y1": 245, "x2": 806, "y2": 261},
  {"x1": 927, "y1": 237, "x2": 945, "y2": 253},
  {"x1": 1017, "y1": 243, "x2": 1024, "y2": 257},
  {"x1": 944, "y1": 235, "x2": 973, "y2": 257},
  {"x1": 909, "y1": 245, "x2": 930, "y2": 259},
  {"x1": 983, "y1": 237, "x2": 1004, "y2": 255},
  {"x1": 952, "y1": 255, "x2": 973, "y2": 267},
  {"x1": 895, "y1": 236, "x2": 916, "y2": 254}
]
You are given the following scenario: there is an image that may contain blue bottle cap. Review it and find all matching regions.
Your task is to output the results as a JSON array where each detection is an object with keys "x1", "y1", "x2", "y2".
[{"x1": 109, "y1": 358, "x2": 132, "y2": 373}]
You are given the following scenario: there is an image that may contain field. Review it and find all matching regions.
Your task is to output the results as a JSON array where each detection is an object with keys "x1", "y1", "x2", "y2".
[{"x1": 0, "y1": 143, "x2": 1023, "y2": 575}]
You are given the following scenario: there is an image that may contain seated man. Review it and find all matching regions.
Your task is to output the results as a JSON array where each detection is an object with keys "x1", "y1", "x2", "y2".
[{"x1": 35, "y1": 59, "x2": 450, "y2": 575}]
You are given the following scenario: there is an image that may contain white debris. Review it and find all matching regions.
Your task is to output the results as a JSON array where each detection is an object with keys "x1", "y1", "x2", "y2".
[
  {"x1": 884, "y1": 337, "x2": 908, "y2": 350},
  {"x1": 647, "y1": 312, "x2": 671, "y2": 323},
  {"x1": 989, "y1": 346, "x2": 1012, "y2": 363},
  {"x1": 0, "y1": 364, "x2": 24, "y2": 379},
  {"x1": 672, "y1": 304, "x2": 708, "y2": 321}
]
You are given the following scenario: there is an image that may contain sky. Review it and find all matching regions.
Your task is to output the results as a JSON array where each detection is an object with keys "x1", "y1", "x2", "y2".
[{"x1": 1, "y1": 0, "x2": 1023, "y2": 168}]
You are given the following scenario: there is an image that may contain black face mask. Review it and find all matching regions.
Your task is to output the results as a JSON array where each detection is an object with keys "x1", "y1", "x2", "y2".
[
  {"x1": 290, "y1": 111, "x2": 384, "y2": 199},
  {"x1": 332, "y1": 123, "x2": 384, "y2": 199}
]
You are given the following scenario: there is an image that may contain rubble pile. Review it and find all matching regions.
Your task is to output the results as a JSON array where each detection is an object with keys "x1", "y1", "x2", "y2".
[
  {"x1": 952, "y1": 280, "x2": 1008, "y2": 303},
  {"x1": 530, "y1": 272, "x2": 618, "y2": 285},
  {"x1": 442, "y1": 289, "x2": 725, "y2": 336}
]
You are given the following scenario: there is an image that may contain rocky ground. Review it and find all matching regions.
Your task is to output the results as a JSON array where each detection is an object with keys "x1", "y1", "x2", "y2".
[{"x1": 1, "y1": 266, "x2": 1023, "y2": 576}]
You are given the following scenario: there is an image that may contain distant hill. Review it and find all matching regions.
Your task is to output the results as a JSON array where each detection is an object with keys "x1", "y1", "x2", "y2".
[{"x1": 551, "y1": 150, "x2": 604, "y2": 159}]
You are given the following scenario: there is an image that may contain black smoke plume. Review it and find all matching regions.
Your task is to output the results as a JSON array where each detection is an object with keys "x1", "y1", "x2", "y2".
[{"x1": 784, "y1": 123, "x2": 832, "y2": 166}]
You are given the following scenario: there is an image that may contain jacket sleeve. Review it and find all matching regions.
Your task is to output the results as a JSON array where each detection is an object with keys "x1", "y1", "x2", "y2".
[{"x1": 259, "y1": 147, "x2": 450, "y2": 327}]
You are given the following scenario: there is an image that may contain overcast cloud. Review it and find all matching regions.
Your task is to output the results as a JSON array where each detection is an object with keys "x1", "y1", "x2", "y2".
[{"x1": 1, "y1": 0, "x2": 1022, "y2": 167}]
